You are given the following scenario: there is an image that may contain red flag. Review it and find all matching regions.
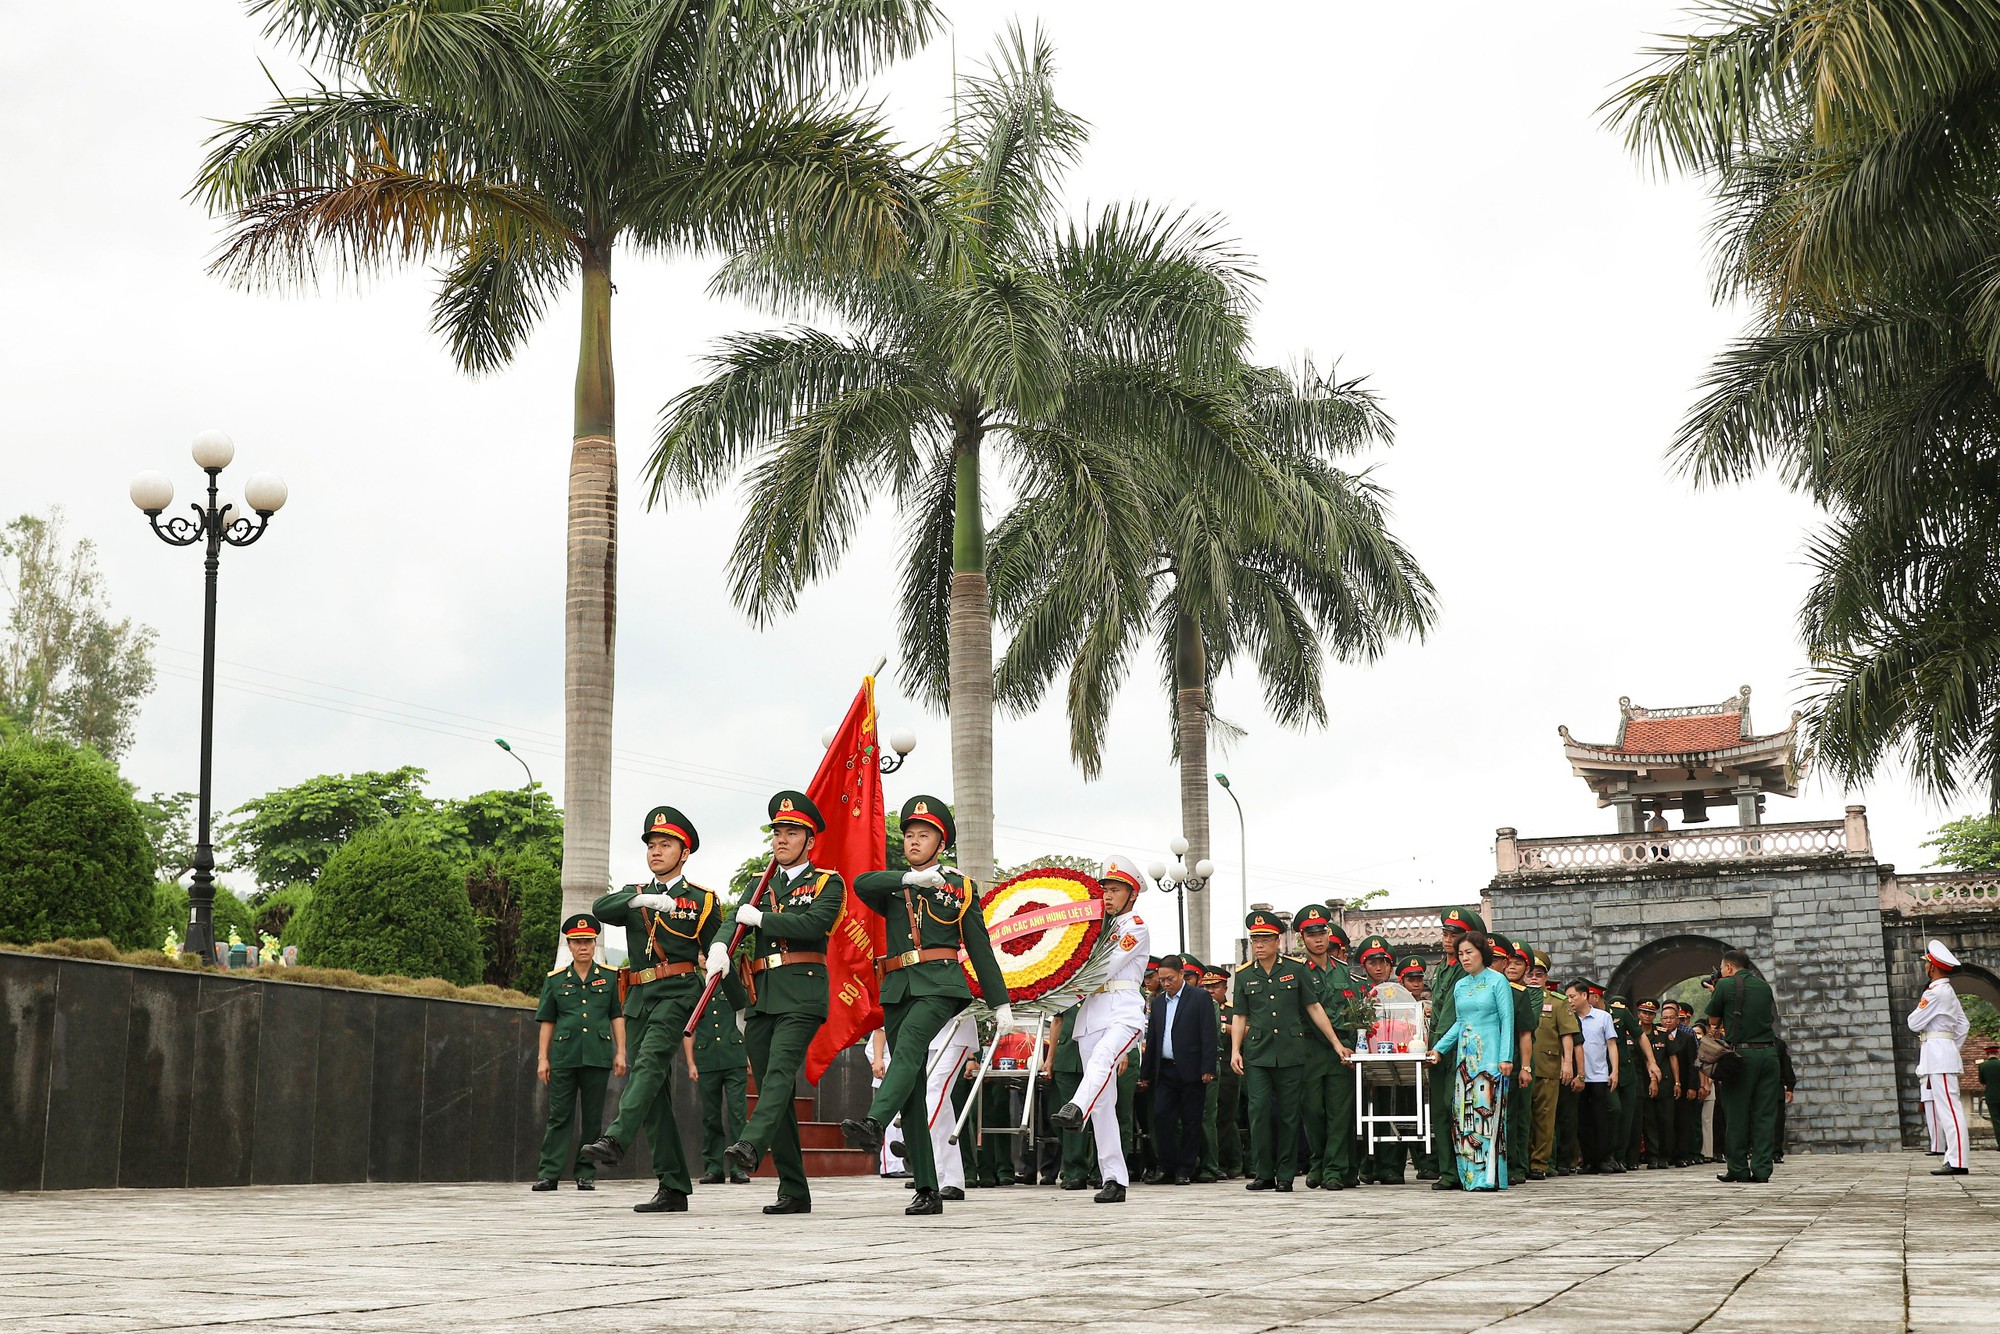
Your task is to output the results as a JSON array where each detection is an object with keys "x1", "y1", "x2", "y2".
[{"x1": 802, "y1": 675, "x2": 888, "y2": 1082}]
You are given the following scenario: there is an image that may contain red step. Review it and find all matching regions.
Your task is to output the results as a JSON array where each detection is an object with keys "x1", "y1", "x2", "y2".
[{"x1": 738, "y1": 1091, "x2": 877, "y2": 1177}]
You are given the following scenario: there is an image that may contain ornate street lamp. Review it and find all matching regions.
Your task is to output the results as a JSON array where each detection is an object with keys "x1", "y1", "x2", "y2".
[
  {"x1": 822, "y1": 723, "x2": 917, "y2": 773},
  {"x1": 130, "y1": 430, "x2": 286, "y2": 964},
  {"x1": 1147, "y1": 836, "x2": 1216, "y2": 956}
]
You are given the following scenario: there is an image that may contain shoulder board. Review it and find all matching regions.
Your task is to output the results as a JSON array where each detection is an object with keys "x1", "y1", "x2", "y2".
[
  {"x1": 548, "y1": 964, "x2": 568, "y2": 976},
  {"x1": 1235, "y1": 961, "x2": 1255, "y2": 972},
  {"x1": 684, "y1": 880, "x2": 715, "y2": 895},
  {"x1": 1282, "y1": 954, "x2": 1306, "y2": 964}
]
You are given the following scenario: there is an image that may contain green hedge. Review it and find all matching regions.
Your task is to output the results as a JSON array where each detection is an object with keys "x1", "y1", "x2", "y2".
[
  {"x1": 152, "y1": 881, "x2": 260, "y2": 948},
  {"x1": 0, "y1": 739, "x2": 155, "y2": 949},
  {"x1": 288, "y1": 819, "x2": 480, "y2": 985}
]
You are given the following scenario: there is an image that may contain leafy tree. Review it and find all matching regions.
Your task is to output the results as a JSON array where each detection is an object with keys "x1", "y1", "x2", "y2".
[
  {"x1": 648, "y1": 26, "x2": 1256, "y2": 883},
  {"x1": 1607, "y1": 2, "x2": 2000, "y2": 806},
  {"x1": 289, "y1": 819, "x2": 481, "y2": 984},
  {"x1": 1965, "y1": 995, "x2": 2000, "y2": 1042},
  {"x1": 252, "y1": 882, "x2": 314, "y2": 943},
  {"x1": 465, "y1": 850, "x2": 561, "y2": 991},
  {"x1": 1922, "y1": 815, "x2": 2000, "y2": 873},
  {"x1": 134, "y1": 789, "x2": 198, "y2": 882},
  {"x1": 196, "y1": 0, "x2": 941, "y2": 927},
  {"x1": 221, "y1": 766, "x2": 437, "y2": 894},
  {"x1": 436, "y1": 785, "x2": 562, "y2": 864},
  {"x1": 0, "y1": 510, "x2": 157, "y2": 760},
  {"x1": 0, "y1": 737, "x2": 156, "y2": 949}
]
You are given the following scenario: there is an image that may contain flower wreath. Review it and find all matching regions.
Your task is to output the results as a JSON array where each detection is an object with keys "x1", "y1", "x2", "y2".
[{"x1": 965, "y1": 867, "x2": 1106, "y2": 1002}]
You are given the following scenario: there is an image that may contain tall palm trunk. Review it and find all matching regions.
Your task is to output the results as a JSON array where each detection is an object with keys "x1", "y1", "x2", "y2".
[
  {"x1": 948, "y1": 426, "x2": 995, "y2": 883},
  {"x1": 1172, "y1": 610, "x2": 1211, "y2": 959},
  {"x1": 562, "y1": 244, "x2": 617, "y2": 923}
]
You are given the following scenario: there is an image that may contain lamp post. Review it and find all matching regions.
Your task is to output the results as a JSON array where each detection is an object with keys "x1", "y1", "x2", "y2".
[
  {"x1": 1215, "y1": 773, "x2": 1247, "y2": 958},
  {"x1": 823, "y1": 724, "x2": 917, "y2": 774},
  {"x1": 1147, "y1": 837, "x2": 1215, "y2": 956},
  {"x1": 130, "y1": 430, "x2": 287, "y2": 964},
  {"x1": 493, "y1": 737, "x2": 540, "y2": 816}
]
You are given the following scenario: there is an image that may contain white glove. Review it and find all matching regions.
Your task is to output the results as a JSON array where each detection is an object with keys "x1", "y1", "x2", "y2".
[
  {"x1": 705, "y1": 941, "x2": 729, "y2": 979},
  {"x1": 630, "y1": 892, "x2": 671, "y2": 910},
  {"x1": 736, "y1": 903, "x2": 764, "y2": 928},
  {"x1": 993, "y1": 1003, "x2": 1015, "y2": 1030},
  {"x1": 903, "y1": 866, "x2": 947, "y2": 889},
  {"x1": 736, "y1": 1012, "x2": 748, "y2": 1034}
]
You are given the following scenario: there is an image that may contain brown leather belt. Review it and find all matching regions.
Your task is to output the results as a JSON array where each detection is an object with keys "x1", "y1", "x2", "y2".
[
  {"x1": 620, "y1": 961, "x2": 698, "y2": 987},
  {"x1": 748, "y1": 950, "x2": 827, "y2": 975},
  {"x1": 877, "y1": 947, "x2": 960, "y2": 976}
]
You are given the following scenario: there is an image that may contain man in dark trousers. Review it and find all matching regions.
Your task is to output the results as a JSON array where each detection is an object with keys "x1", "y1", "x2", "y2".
[{"x1": 1139, "y1": 953, "x2": 1218, "y2": 1185}]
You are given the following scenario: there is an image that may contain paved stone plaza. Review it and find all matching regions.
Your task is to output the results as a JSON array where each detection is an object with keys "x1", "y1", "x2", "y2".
[{"x1": 2, "y1": 1150, "x2": 1993, "y2": 1332}]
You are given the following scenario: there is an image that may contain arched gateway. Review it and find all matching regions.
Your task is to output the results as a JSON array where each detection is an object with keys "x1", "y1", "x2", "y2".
[{"x1": 1482, "y1": 687, "x2": 2000, "y2": 1152}]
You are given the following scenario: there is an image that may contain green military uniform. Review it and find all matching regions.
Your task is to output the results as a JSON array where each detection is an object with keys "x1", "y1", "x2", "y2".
[
  {"x1": 847, "y1": 795, "x2": 1009, "y2": 1209},
  {"x1": 1202, "y1": 968, "x2": 1243, "y2": 1179},
  {"x1": 1496, "y1": 937, "x2": 1538, "y2": 1184},
  {"x1": 1176, "y1": 956, "x2": 1221, "y2": 1183},
  {"x1": 1640, "y1": 1002, "x2": 1677, "y2": 1167},
  {"x1": 1052, "y1": 1016, "x2": 1094, "y2": 1186},
  {"x1": 693, "y1": 986, "x2": 748, "y2": 1182},
  {"x1": 1979, "y1": 1052, "x2": 2000, "y2": 1146},
  {"x1": 1425, "y1": 906, "x2": 1481, "y2": 1187},
  {"x1": 1397, "y1": 958, "x2": 1435, "y2": 1180},
  {"x1": 1527, "y1": 950, "x2": 1578, "y2": 1177},
  {"x1": 1232, "y1": 909, "x2": 1328, "y2": 1190},
  {"x1": 1351, "y1": 936, "x2": 1409, "y2": 1185},
  {"x1": 584, "y1": 807, "x2": 731, "y2": 1209},
  {"x1": 1293, "y1": 906, "x2": 1359, "y2": 1190},
  {"x1": 1705, "y1": 965, "x2": 1781, "y2": 1181},
  {"x1": 535, "y1": 915, "x2": 623, "y2": 1188},
  {"x1": 1609, "y1": 996, "x2": 1647, "y2": 1168},
  {"x1": 728, "y1": 791, "x2": 849, "y2": 1211}
]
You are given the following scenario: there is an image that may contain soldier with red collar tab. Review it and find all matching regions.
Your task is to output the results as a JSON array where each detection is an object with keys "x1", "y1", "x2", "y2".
[
  {"x1": 1050, "y1": 856, "x2": 1152, "y2": 1203},
  {"x1": 1230, "y1": 908, "x2": 1351, "y2": 1193},
  {"x1": 1293, "y1": 903, "x2": 1362, "y2": 1190}
]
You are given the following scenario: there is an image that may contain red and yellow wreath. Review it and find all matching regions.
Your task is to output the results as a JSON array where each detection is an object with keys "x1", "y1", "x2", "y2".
[{"x1": 966, "y1": 867, "x2": 1105, "y2": 1002}]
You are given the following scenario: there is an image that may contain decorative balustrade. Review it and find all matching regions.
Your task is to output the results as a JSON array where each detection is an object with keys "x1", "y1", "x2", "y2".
[
  {"x1": 1337, "y1": 909, "x2": 1447, "y2": 946},
  {"x1": 1495, "y1": 819, "x2": 1854, "y2": 877},
  {"x1": 1879, "y1": 871, "x2": 2000, "y2": 916}
]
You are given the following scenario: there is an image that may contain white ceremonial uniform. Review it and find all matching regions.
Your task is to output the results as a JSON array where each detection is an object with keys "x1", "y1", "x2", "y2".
[
  {"x1": 1910, "y1": 975, "x2": 1971, "y2": 1169},
  {"x1": 925, "y1": 1008, "x2": 981, "y2": 1191},
  {"x1": 1070, "y1": 907, "x2": 1150, "y2": 1187}
]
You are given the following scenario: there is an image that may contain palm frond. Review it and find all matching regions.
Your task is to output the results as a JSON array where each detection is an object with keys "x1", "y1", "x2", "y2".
[{"x1": 430, "y1": 223, "x2": 574, "y2": 373}]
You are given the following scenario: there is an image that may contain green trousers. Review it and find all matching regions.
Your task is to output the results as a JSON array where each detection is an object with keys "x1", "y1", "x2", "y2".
[
  {"x1": 698, "y1": 1061, "x2": 747, "y2": 1177},
  {"x1": 1643, "y1": 1086, "x2": 1678, "y2": 1166},
  {"x1": 538, "y1": 1064, "x2": 610, "y2": 1183},
  {"x1": 743, "y1": 1011, "x2": 819, "y2": 1203},
  {"x1": 1244, "y1": 1064, "x2": 1303, "y2": 1184},
  {"x1": 1196, "y1": 1078, "x2": 1224, "y2": 1180},
  {"x1": 1719, "y1": 1048, "x2": 1781, "y2": 1180},
  {"x1": 603, "y1": 983, "x2": 698, "y2": 1190},
  {"x1": 867, "y1": 995, "x2": 963, "y2": 1191},
  {"x1": 1302, "y1": 1061, "x2": 1358, "y2": 1186},
  {"x1": 1529, "y1": 1070, "x2": 1559, "y2": 1173},
  {"x1": 1427, "y1": 1061, "x2": 1461, "y2": 1187},
  {"x1": 1365, "y1": 1079, "x2": 1415, "y2": 1182},
  {"x1": 1506, "y1": 1079, "x2": 1532, "y2": 1180},
  {"x1": 975, "y1": 1080, "x2": 1016, "y2": 1184},
  {"x1": 1615, "y1": 1074, "x2": 1643, "y2": 1167},
  {"x1": 1555, "y1": 1083, "x2": 1579, "y2": 1170},
  {"x1": 1213, "y1": 1074, "x2": 1243, "y2": 1176},
  {"x1": 1054, "y1": 1067, "x2": 1094, "y2": 1183}
]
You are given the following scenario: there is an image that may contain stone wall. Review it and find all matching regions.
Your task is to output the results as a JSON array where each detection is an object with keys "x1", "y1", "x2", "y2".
[
  {"x1": 1487, "y1": 855, "x2": 1903, "y2": 1152},
  {"x1": 0, "y1": 953, "x2": 872, "y2": 1191}
]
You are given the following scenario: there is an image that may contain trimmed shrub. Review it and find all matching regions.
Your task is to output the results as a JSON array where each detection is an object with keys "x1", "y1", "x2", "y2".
[
  {"x1": 464, "y1": 851, "x2": 561, "y2": 993},
  {"x1": 254, "y1": 882, "x2": 314, "y2": 944},
  {"x1": 152, "y1": 881, "x2": 260, "y2": 948},
  {"x1": 0, "y1": 739, "x2": 155, "y2": 949},
  {"x1": 289, "y1": 819, "x2": 480, "y2": 985}
]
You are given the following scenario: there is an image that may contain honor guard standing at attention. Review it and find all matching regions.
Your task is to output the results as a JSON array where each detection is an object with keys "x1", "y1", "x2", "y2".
[
  {"x1": 1425, "y1": 907, "x2": 1481, "y2": 1188},
  {"x1": 722, "y1": 791, "x2": 849, "y2": 1214},
  {"x1": 1050, "y1": 856, "x2": 1152, "y2": 1203},
  {"x1": 1293, "y1": 904, "x2": 1362, "y2": 1190},
  {"x1": 1231, "y1": 908, "x2": 1352, "y2": 1193},
  {"x1": 842, "y1": 795, "x2": 1012, "y2": 1216},
  {"x1": 579, "y1": 808, "x2": 729, "y2": 1213},
  {"x1": 1524, "y1": 948, "x2": 1577, "y2": 1181},
  {"x1": 1907, "y1": 940, "x2": 1973, "y2": 1177},
  {"x1": 691, "y1": 975, "x2": 749, "y2": 1185},
  {"x1": 534, "y1": 915, "x2": 628, "y2": 1192}
]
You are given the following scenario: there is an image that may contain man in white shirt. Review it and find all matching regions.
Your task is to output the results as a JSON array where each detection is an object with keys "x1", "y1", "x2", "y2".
[
  {"x1": 1909, "y1": 939, "x2": 1972, "y2": 1176},
  {"x1": 1050, "y1": 855, "x2": 1151, "y2": 1203},
  {"x1": 1564, "y1": 980, "x2": 1622, "y2": 1174}
]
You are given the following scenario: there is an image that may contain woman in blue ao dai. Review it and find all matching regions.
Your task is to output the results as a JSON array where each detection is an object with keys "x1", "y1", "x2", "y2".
[{"x1": 1428, "y1": 931, "x2": 1515, "y2": 1190}]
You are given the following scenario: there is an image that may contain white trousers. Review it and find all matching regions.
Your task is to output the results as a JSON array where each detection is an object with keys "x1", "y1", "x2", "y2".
[
  {"x1": 1074, "y1": 1023, "x2": 1142, "y2": 1186},
  {"x1": 925, "y1": 1010, "x2": 981, "y2": 1191},
  {"x1": 872, "y1": 1063, "x2": 905, "y2": 1174},
  {"x1": 1923, "y1": 1073, "x2": 1969, "y2": 1169},
  {"x1": 1922, "y1": 1082, "x2": 1943, "y2": 1151}
]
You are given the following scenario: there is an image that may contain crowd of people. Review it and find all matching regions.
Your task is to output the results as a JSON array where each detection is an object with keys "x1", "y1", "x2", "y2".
[{"x1": 527, "y1": 789, "x2": 1978, "y2": 1214}]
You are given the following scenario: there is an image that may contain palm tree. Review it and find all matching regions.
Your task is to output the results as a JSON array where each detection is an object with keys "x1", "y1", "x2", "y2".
[
  {"x1": 1605, "y1": 2, "x2": 2000, "y2": 806},
  {"x1": 195, "y1": 0, "x2": 939, "y2": 919},
  {"x1": 989, "y1": 362, "x2": 1436, "y2": 956},
  {"x1": 643, "y1": 26, "x2": 1259, "y2": 881}
]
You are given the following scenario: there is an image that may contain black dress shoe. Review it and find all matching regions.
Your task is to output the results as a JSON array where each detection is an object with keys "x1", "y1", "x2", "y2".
[
  {"x1": 698, "y1": 1172, "x2": 725, "y2": 1186},
  {"x1": 1245, "y1": 1178, "x2": 1276, "y2": 1191},
  {"x1": 577, "y1": 1136, "x2": 623, "y2": 1168},
  {"x1": 841, "y1": 1117, "x2": 884, "y2": 1151},
  {"x1": 1305, "y1": 1178, "x2": 1322, "y2": 1189},
  {"x1": 1432, "y1": 1177, "x2": 1457, "y2": 1190},
  {"x1": 1050, "y1": 1102, "x2": 1086, "y2": 1133},
  {"x1": 1141, "y1": 1169, "x2": 1165, "y2": 1185},
  {"x1": 1059, "y1": 1179, "x2": 1088, "y2": 1191},
  {"x1": 633, "y1": 1186, "x2": 688, "y2": 1212},
  {"x1": 888, "y1": 1139, "x2": 905, "y2": 1157},
  {"x1": 724, "y1": 1141, "x2": 760, "y2": 1176},
  {"x1": 1172, "y1": 1174, "x2": 1192, "y2": 1185},
  {"x1": 575, "y1": 1179, "x2": 595, "y2": 1191},
  {"x1": 1323, "y1": 1179, "x2": 1346, "y2": 1190},
  {"x1": 905, "y1": 1188, "x2": 943, "y2": 1215},
  {"x1": 1093, "y1": 1181, "x2": 1126, "y2": 1203},
  {"x1": 940, "y1": 1186, "x2": 965, "y2": 1200},
  {"x1": 1527, "y1": 1170, "x2": 1547, "y2": 1181},
  {"x1": 1716, "y1": 1173, "x2": 1750, "y2": 1183},
  {"x1": 531, "y1": 1179, "x2": 557, "y2": 1192},
  {"x1": 762, "y1": 1195, "x2": 811, "y2": 1214},
  {"x1": 728, "y1": 1174, "x2": 751, "y2": 1185},
  {"x1": 1040, "y1": 1174, "x2": 1059, "y2": 1186},
  {"x1": 1931, "y1": 1165, "x2": 1970, "y2": 1176},
  {"x1": 1607, "y1": 1162, "x2": 1628, "y2": 1174},
  {"x1": 1926, "y1": 1150, "x2": 1945, "y2": 1157},
  {"x1": 1275, "y1": 1180, "x2": 1294, "y2": 1192}
]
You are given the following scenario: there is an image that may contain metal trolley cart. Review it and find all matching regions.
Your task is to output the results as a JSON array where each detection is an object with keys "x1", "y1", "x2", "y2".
[
  {"x1": 949, "y1": 1013, "x2": 1054, "y2": 1166},
  {"x1": 1350, "y1": 983, "x2": 1431, "y2": 1156}
]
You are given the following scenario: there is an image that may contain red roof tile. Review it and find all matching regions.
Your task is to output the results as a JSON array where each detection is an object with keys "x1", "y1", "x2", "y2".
[{"x1": 1620, "y1": 713, "x2": 1742, "y2": 753}]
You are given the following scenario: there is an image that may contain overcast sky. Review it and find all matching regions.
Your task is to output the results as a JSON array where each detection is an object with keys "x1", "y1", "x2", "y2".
[{"x1": 1, "y1": 2, "x2": 1952, "y2": 955}]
